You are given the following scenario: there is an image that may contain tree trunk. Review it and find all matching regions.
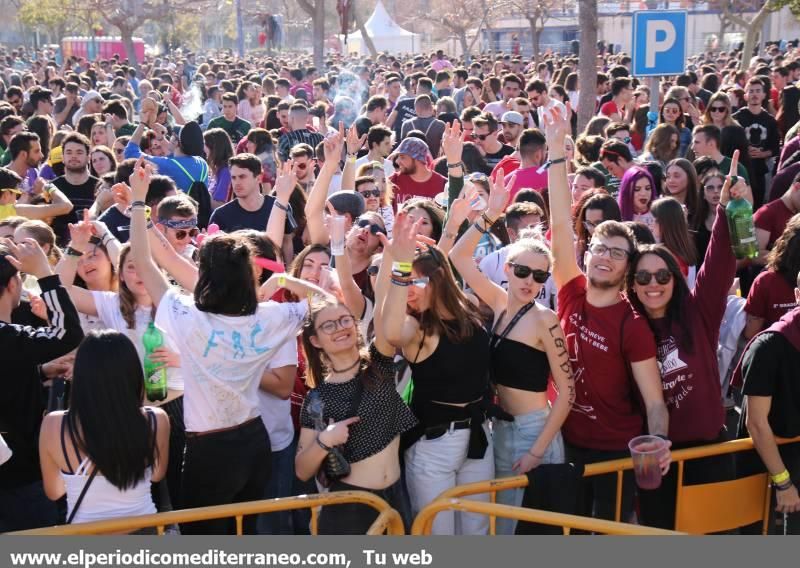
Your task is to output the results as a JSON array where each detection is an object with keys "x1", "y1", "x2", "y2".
[
  {"x1": 459, "y1": 31, "x2": 470, "y2": 63},
  {"x1": 355, "y1": 8, "x2": 378, "y2": 59},
  {"x1": 577, "y1": 0, "x2": 598, "y2": 133},
  {"x1": 313, "y1": 0, "x2": 325, "y2": 69},
  {"x1": 120, "y1": 27, "x2": 139, "y2": 70},
  {"x1": 718, "y1": 16, "x2": 728, "y2": 50},
  {"x1": 529, "y1": 18, "x2": 540, "y2": 65}
]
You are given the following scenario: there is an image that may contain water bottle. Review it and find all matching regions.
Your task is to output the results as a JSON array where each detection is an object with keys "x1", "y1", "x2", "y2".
[
  {"x1": 142, "y1": 322, "x2": 167, "y2": 402},
  {"x1": 725, "y1": 198, "x2": 758, "y2": 260}
]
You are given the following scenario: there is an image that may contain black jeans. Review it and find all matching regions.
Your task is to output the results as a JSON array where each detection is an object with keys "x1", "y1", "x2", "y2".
[
  {"x1": 565, "y1": 443, "x2": 635, "y2": 523},
  {"x1": 160, "y1": 395, "x2": 186, "y2": 510},
  {"x1": 180, "y1": 418, "x2": 271, "y2": 535},
  {"x1": 638, "y1": 433, "x2": 734, "y2": 530},
  {"x1": 317, "y1": 478, "x2": 412, "y2": 535}
]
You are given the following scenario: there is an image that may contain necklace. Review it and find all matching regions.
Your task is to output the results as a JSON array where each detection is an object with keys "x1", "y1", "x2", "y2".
[{"x1": 329, "y1": 357, "x2": 361, "y2": 374}]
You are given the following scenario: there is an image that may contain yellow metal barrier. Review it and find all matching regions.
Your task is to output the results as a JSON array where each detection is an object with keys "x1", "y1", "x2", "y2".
[
  {"x1": 9, "y1": 491, "x2": 404, "y2": 536},
  {"x1": 411, "y1": 499, "x2": 684, "y2": 535},
  {"x1": 416, "y1": 436, "x2": 800, "y2": 534}
]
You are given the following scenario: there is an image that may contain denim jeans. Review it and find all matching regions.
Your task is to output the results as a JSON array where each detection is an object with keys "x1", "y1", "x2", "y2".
[
  {"x1": 493, "y1": 408, "x2": 565, "y2": 535},
  {"x1": 257, "y1": 439, "x2": 297, "y2": 535},
  {"x1": 404, "y1": 423, "x2": 495, "y2": 535},
  {"x1": 0, "y1": 480, "x2": 60, "y2": 532},
  {"x1": 180, "y1": 418, "x2": 271, "y2": 535}
]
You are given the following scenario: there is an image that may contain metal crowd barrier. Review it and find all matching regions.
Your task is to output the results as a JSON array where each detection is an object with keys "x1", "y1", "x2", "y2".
[{"x1": 10, "y1": 491, "x2": 404, "y2": 536}]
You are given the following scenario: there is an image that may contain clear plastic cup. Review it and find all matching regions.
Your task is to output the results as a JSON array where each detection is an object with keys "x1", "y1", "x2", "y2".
[
  {"x1": 628, "y1": 435, "x2": 667, "y2": 490},
  {"x1": 330, "y1": 215, "x2": 346, "y2": 256}
]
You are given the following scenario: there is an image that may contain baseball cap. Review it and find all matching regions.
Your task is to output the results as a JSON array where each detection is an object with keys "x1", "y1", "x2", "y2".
[
  {"x1": 500, "y1": 111, "x2": 524, "y2": 125},
  {"x1": 388, "y1": 137, "x2": 431, "y2": 163}
]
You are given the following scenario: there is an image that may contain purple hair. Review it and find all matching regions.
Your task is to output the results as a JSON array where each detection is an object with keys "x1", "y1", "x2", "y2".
[{"x1": 617, "y1": 166, "x2": 657, "y2": 221}]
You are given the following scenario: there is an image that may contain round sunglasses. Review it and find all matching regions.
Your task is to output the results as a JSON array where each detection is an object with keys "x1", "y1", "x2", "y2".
[
  {"x1": 174, "y1": 228, "x2": 199, "y2": 240},
  {"x1": 508, "y1": 262, "x2": 550, "y2": 284},
  {"x1": 634, "y1": 269, "x2": 673, "y2": 286},
  {"x1": 709, "y1": 106, "x2": 728, "y2": 113},
  {"x1": 359, "y1": 189, "x2": 381, "y2": 198}
]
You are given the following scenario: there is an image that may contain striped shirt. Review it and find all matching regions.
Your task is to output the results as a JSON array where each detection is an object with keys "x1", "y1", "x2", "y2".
[{"x1": 278, "y1": 129, "x2": 324, "y2": 161}]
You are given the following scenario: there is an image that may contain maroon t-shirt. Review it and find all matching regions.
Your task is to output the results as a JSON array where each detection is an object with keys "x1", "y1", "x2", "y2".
[
  {"x1": 648, "y1": 207, "x2": 733, "y2": 443},
  {"x1": 557, "y1": 274, "x2": 657, "y2": 451},
  {"x1": 390, "y1": 171, "x2": 447, "y2": 207},
  {"x1": 754, "y1": 199, "x2": 795, "y2": 249},
  {"x1": 745, "y1": 269, "x2": 799, "y2": 327}
]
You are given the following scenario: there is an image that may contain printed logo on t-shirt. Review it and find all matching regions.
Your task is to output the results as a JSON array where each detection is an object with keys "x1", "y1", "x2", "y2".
[
  {"x1": 657, "y1": 337, "x2": 688, "y2": 376},
  {"x1": 566, "y1": 312, "x2": 600, "y2": 420},
  {"x1": 657, "y1": 336, "x2": 694, "y2": 410}
]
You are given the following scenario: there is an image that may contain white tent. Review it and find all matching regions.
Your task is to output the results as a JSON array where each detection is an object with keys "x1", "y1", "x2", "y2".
[{"x1": 338, "y1": 1, "x2": 420, "y2": 56}]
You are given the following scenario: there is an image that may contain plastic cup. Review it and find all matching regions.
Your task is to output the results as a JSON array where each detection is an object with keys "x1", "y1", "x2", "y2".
[
  {"x1": 330, "y1": 215, "x2": 346, "y2": 256},
  {"x1": 628, "y1": 435, "x2": 667, "y2": 490}
]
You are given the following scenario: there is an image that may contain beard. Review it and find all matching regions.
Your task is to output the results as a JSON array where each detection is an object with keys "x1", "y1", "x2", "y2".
[
  {"x1": 588, "y1": 272, "x2": 626, "y2": 291},
  {"x1": 65, "y1": 164, "x2": 88, "y2": 175}
]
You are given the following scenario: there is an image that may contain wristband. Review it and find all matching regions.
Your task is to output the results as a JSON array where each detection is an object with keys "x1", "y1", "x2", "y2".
[
  {"x1": 775, "y1": 481, "x2": 794, "y2": 492},
  {"x1": 65, "y1": 246, "x2": 84, "y2": 257},
  {"x1": 528, "y1": 450, "x2": 544, "y2": 459},
  {"x1": 473, "y1": 221, "x2": 489, "y2": 234},
  {"x1": 481, "y1": 211, "x2": 496, "y2": 227},
  {"x1": 771, "y1": 469, "x2": 791, "y2": 485},
  {"x1": 274, "y1": 200, "x2": 290, "y2": 212},
  {"x1": 537, "y1": 156, "x2": 567, "y2": 174},
  {"x1": 315, "y1": 434, "x2": 332, "y2": 452},
  {"x1": 391, "y1": 277, "x2": 412, "y2": 286},
  {"x1": 277, "y1": 275, "x2": 286, "y2": 288},
  {"x1": 130, "y1": 200, "x2": 147, "y2": 209},
  {"x1": 447, "y1": 161, "x2": 464, "y2": 169},
  {"x1": 392, "y1": 261, "x2": 412, "y2": 273}
]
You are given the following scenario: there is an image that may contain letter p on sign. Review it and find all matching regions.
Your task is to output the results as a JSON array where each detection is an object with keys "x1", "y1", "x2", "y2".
[{"x1": 632, "y1": 10, "x2": 687, "y2": 77}]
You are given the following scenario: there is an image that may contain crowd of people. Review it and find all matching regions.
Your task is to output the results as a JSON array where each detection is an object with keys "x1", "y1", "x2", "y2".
[{"x1": 1, "y1": 39, "x2": 800, "y2": 535}]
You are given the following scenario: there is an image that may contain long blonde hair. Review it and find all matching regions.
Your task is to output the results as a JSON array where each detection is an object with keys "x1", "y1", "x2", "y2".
[{"x1": 17, "y1": 220, "x2": 61, "y2": 265}]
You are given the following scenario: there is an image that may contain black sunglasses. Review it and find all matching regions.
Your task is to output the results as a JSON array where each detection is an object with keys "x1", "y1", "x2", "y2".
[
  {"x1": 634, "y1": 269, "x2": 673, "y2": 286},
  {"x1": 359, "y1": 189, "x2": 380, "y2": 198},
  {"x1": 174, "y1": 228, "x2": 199, "y2": 240},
  {"x1": 475, "y1": 133, "x2": 491, "y2": 141},
  {"x1": 709, "y1": 106, "x2": 727, "y2": 113},
  {"x1": 508, "y1": 262, "x2": 550, "y2": 284},
  {"x1": 356, "y1": 218, "x2": 385, "y2": 235}
]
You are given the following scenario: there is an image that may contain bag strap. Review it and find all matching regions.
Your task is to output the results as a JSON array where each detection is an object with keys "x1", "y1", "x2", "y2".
[
  {"x1": 169, "y1": 159, "x2": 208, "y2": 184},
  {"x1": 411, "y1": 328, "x2": 427, "y2": 365},
  {"x1": 347, "y1": 373, "x2": 365, "y2": 418},
  {"x1": 67, "y1": 465, "x2": 98, "y2": 524},
  {"x1": 491, "y1": 302, "x2": 536, "y2": 350}
]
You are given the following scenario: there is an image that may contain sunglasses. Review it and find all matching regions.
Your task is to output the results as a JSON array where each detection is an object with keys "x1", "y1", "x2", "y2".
[
  {"x1": 359, "y1": 189, "x2": 381, "y2": 198},
  {"x1": 475, "y1": 133, "x2": 491, "y2": 141},
  {"x1": 356, "y1": 218, "x2": 385, "y2": 235},
  {"x1": 508, "y1": 262, "x2": 550, "y2": 283},
  {"x1": 709, "y1": 106, "x2": 727, "y2": 113},
  {"x1": 294, "y1": 162, "x2": 309, "y2": 170},
  {"x1": 174, "y1": 228, "x2": 199, "y2": 240},
  {"x1": 588, "y1": 242, "x2": 630, "y2": 261},
  {"x1": 316, "y1": 314, "x2": 355, "y2": 335},
  {"x1": 407, "y1": 276, "x2": 430, "y2": 288},
  {"x1": 465, "y1": 172, "x2": 489, "y2": 182},
  {"x1": 634, "y1": 268, "x2": 673, "y2": 286}
]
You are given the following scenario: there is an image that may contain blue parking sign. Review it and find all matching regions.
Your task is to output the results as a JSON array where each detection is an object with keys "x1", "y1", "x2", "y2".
[{"x1": 632, "y1": 10, "x2": 687, "y2": 77}]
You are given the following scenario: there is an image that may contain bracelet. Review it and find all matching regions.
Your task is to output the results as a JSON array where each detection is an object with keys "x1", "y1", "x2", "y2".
[
  {"x1": 528, "y1": 450, "x2": 544, "y2": 459},
  {"x1": 277, "y1": 275, "x2": 286, "y2": 288},
  {"x1": 130, "y1": 200, "x2": 147, "y2": 209},
  {"x1": 391, "y1": 276, "x2": 412, "y2": 286},
  {"x1": 65, "y1": 246, "x2": 84, "y2": 257},
  {"x1": 480, "y1": 211, "x2": 496, "y2": 227},
  {"x1": 473, "y1": 221, "x2": 489, "y2": 234},
  {"x1": 775, "y1": 480, "x2": 794, "y2": 492},
  {"x1": 447, "y1": 161, "x2": 464, "y2": 169},
  {"x1": 274, "y1": 200, "x2": 290, "y2": 213},
  {"x1": 536, "y1": 156, "x2": 567, "y2": 174},
  {"x1": 346, "y1": 154, "x2": 357, "y2": 163},
  {"x1": 315, "y1": 434, "x2": 332, "y2": 452},
  {"x1": 392, "y1": 261, "x2": 412, "y2": 273},
  {"x1": 771, "y1": 469, "x2": 791, "y2": 485}
]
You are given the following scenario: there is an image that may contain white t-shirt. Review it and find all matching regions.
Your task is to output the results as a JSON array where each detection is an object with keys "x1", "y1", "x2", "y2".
[
  {"x1": 257, "y1": 338, "x2": 299, "y2": 453},
  {"x1": 156, "y1": 288, "x2": 307, "y2": 432},
  {"x1": 478, "y1": 247, "x2": 558, "y2": 311},
  {"x1": 92, "y1": 291, "x2": 184, "y2": 391},
  {"x1": 354, "y1": 156, "x2": 395, "y2": 179}
]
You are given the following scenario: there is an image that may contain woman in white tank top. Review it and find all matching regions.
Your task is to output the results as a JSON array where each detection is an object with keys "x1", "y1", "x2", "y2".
[{"x1": 38, "y1": 330, "x2": 170, "y2": 528}]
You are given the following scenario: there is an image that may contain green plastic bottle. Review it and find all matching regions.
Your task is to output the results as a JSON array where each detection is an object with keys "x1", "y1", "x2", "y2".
[
  {"x1": 142, "y1": 322, "x2": 167, "y2": 402},
  {"x1": 725, "y1": 197, "x2": 758, "y2": 260}
]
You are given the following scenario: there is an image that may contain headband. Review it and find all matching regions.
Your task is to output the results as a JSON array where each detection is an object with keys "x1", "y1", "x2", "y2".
[{"x1": 158, "y1": 217, "x2": 197, "y2": 230}]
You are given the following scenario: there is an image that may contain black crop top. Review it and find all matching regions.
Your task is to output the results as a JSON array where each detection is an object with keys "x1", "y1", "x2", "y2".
[
  {"x1": 490, "y1": 335, "x2": 550, "y2": 392},
  {"x1": 299, "y1": 342, "x2": 418, "y2": 464},
  {"x1": 408, "y1": 321, "x2": 490, "y2": 406}
]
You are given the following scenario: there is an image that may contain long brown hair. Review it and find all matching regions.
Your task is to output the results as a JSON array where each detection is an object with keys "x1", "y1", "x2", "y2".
[
  {"x1": 285, "y1": 244, "x2": 331, "y2": 302},
  {"x1": 300, "y1": 298, "x2": 368, "y2": 389},
  {"x1": 651, "y1": 197, "x2": 698, "y2": 266},
  {"x1": 411, "y1": 245, "x2": 483, "y2": 342},
  {"x1": 767, "y1": 215, "x2": 800, "y2": 287},
  {"x1": 118, "y1": 244, "x2": 155, "y2": 329}
]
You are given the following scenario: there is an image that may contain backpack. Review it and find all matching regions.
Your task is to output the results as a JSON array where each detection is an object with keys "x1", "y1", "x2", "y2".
[{"x1": 170, "y1": 159, "x2": 211, "y2": 229}]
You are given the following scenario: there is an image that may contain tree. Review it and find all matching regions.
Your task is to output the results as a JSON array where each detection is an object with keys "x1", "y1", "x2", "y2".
[
  {"x1": 17, "y1": 0, "x2": 80, "y2": 42},
  {"x1": 509, "y1": 0, "x2": 570, "y2": 64},
  {"x1": 576, "y1": 0, "x2": 597, "y2": 133},
  {"x1": 711, "y1": 0, "x2": 785, "y2": 68},
  {"x1": 424, "y1": 0, "x2": 496, "y2": 62},
  {"x1": 354, "y1": 4, "x2": 378, "y2": 59},
  {"x1": 297, "y1": 0, "x2": 326, "y2": 69}
]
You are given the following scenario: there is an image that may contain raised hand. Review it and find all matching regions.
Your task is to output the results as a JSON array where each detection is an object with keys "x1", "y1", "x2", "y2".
[
  {"x1": 323, "y1": 122, "x2": 345, "y2": 165},
  {"x1": 376, "y1": 211, "x2": 421, "y2": 263},
  {"x1": 486, "y1": 169, "x2": 513, "y2": 219},
  {"x1": 346, "y1": 124, "x2": 367, "y2": 156},
  {"x1": 720, "y1": 149, "x2": 752, "y2": 206},
  {"x1": 67, "y1": 209, "x2": 93, "y2": 253},
  {"x1": 112, "y1": 182, "x2": 132, "y2": 210},
  {"x1": 441, "y1": 121, "x2": 464, "y2": 165},
  {"x1": 541, "y1": 103, "x2": 570, "y2": 151},
  {"x1": 130, "y1": 156, "x2": 153, "y2": 202},
  {"x1": 273, "y1": 161, "x2": 297, "y2": 204},
  {"x1": 447, "y1": 196, "x2": 472, "y2": 226},
  {"x1": 0, "y1": 237, "x2": 52, "y2": 279}
]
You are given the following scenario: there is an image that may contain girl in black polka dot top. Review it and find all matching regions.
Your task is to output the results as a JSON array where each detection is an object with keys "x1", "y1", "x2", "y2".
[{"x1": 296, "y1": 297, "x2": 417, "y2": 534}]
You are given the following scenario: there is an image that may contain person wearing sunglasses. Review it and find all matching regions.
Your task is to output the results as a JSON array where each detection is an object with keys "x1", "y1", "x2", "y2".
[
  {"x1": 471, "y1": 113, "x2": 514, "y2": 170},
  {"x1": 544, "y1": 104, "x2": 670, "y2": 523},
  {"x1": 155, "y1": 195, "x2": 199, "y2": 262},
  {"x1": 701, "y1": 92, "x2": 736, "y2": 130},
  {"x1": 450, "y1": 172, "x2": 574, "y2": 535},
  {"x1": 626, "y1": 163, "x2": 748, "y2": 530}
]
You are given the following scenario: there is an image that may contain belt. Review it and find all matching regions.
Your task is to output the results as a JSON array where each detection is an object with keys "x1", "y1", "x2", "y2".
[
  {"x1": 424, "y1": 418, "x2": 472, "y2": 440},
  {"x1": 185, "y1": 416, "x2": 261, "y2": 439}
]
